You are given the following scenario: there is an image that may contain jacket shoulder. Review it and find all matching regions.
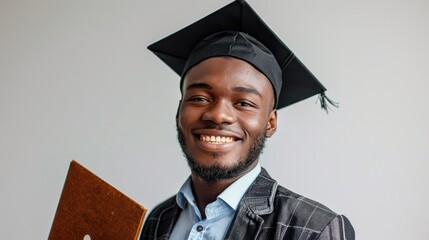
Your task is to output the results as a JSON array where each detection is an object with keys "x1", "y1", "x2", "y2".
[
  {"x1": 274, "y1": 184, "x2": 337, "y2": 223},
  {"x1": 263, "y1": 184, "x2": 340, "y2": 239},
  {"x1": 230, "y1": 169, "x2": 354, "y2": 239},
  {"x1": 256, "y1": 170, "x2": 341, "y2": 238}
]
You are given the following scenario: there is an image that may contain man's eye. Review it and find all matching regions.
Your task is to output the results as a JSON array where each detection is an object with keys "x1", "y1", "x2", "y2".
[
  {"x1": 237, "y1": 101, "x2": 254, "y2": 107},
  {"x1": 189, "y1": 97, "x2": 208, "y2": 102}
]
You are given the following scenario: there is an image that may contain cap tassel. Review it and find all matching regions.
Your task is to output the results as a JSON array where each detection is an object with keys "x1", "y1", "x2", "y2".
[{"x1": 318, "y1": 92, "x2": 339, "y2": 113}]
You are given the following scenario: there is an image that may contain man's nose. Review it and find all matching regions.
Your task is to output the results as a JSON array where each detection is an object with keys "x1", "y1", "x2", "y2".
[{"x1": 201, "y1": 100, "x2": 236, "y2": 124}]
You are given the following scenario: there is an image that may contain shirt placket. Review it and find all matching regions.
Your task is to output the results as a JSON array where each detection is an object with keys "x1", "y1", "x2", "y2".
[{"x1": 187, "y1": 200, "x2": 225, "y2": 240}]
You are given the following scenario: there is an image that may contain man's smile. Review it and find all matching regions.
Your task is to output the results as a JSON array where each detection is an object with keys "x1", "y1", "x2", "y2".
[
  {"x1": 200, "y1": 135, "x2": 236, "y2": 144},
  {"x1": 190, "y1": 129, "x2": 243, "y2": 152},
  {"x1": 193, "y1": 129, "x2": 242, "y2": 144}
]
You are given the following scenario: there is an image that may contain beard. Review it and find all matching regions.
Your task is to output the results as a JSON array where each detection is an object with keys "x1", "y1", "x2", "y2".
[{"x1": 176, "y1": 124, "x2": 267, "y2": 183}]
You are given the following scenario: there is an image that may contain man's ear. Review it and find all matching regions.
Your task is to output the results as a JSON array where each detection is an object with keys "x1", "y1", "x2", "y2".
[{"x1": 265, "y1": 109, "x2": 277, "y2": 138}]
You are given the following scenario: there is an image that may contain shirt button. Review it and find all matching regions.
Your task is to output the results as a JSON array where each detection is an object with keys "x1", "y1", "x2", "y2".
[{"x1": 196, "y1": 225, "x2": 204, "y2": 232}]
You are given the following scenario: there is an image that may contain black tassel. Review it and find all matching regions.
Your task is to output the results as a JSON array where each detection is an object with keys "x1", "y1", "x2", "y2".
[{"x1": 318, "y1": 92, "x2": 339, "y2": 113}]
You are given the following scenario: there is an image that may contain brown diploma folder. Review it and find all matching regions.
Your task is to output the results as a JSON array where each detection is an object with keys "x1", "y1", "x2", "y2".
[{"x1": 49, "y1": 161, "x2": 147, "y2": 240}]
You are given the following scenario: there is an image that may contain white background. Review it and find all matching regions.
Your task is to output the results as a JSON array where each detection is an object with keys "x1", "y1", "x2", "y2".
[{"x1": 1, "y1": 0, "x2": 428, "y2": 239}]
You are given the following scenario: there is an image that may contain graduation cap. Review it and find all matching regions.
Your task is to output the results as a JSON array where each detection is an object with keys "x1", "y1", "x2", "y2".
[{"x1": 148, "y1": 0, "x2": 337, "y2": 110}]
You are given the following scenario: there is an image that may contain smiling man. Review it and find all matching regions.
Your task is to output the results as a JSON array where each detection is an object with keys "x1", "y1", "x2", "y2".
[
  {"x1": 140, "y1": 1, "x2": 354, "y2": 239},
  {"x1": 178, "y1": 56, "x2": 276, "y2": 185}
]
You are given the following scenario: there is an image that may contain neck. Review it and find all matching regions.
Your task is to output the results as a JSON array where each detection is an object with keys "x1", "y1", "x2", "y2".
[{"x1": 190, "y1": 162, "x2": 258, "y2": 219}]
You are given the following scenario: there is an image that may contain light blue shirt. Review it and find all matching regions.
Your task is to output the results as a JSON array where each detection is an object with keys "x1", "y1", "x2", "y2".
[{"x1": 170, "y1": 164, "x2": 261, "y2": 240}]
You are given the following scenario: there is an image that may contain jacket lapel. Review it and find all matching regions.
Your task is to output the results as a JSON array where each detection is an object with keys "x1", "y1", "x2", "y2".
[
  {"x1": 154, "y1": 203, "x2": 181, "y2": 240},
  {"x1": 224, "y1": 168, "x2": 278, "y2": 239},
  {"x1": 224, "y1": 204, "x2": 264, "y2": 240}
]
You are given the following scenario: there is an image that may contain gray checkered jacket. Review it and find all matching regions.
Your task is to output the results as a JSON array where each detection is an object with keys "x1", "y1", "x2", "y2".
[{"x1": 140, "y1": 168, "x2": 354, "y2": 240}]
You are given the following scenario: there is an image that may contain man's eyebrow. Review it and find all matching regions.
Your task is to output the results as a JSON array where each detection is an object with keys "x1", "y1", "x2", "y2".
[
  {"x1": 233, "y1": 86, "x2": 262, "y2": 97},
  {"x1": 186, "y1": 83, "x2": 213, "y2": 91}
]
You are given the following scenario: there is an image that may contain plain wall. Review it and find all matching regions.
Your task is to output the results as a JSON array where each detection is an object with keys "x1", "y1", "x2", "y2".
[{"x1": 1, "y1": 0, "x2": 428, "y2": 239}]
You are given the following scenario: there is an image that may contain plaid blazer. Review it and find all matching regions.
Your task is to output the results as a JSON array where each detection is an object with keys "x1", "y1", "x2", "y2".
[{"x1": 140, "y1": 168, "x2": 355, "y2": 240}]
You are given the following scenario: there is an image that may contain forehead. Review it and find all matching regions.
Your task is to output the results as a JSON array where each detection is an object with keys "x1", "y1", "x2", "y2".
[{"x1": 182, "y1": 57, "x2": 274, "y2": 95}]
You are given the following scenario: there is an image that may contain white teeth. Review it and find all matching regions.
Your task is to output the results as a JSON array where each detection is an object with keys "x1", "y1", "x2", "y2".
[{"x1": 200, "y1": 135, "x2": 236, "y2": 144}]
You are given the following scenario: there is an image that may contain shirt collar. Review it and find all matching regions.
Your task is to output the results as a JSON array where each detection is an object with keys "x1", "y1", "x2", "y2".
[
  {"x1": 176, "y1": 177, "x2": 194, "y2": 209},
  {"x1": 217, "y1": 164, "x2": 261, "y2": 210},
  {"x1": 175, "y1": 164, "x2": 261, "y2": 211}
]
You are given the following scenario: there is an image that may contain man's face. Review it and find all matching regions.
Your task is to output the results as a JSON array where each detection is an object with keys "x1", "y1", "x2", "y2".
[{"x1": 177, "y1": 57, "x2": 277, "y2": 182}]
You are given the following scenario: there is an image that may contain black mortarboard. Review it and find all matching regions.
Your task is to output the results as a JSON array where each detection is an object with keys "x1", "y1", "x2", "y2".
[{"x1": 148, "y1": 0, "x2": 336, "y2": 110}]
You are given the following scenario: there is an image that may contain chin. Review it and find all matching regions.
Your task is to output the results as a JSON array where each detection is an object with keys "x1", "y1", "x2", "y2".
[
  {"x1": 176, "y1": 124, "x2": 267, "y2": 182},
  {"x1": 191, "y1": 151, "x2": 242, "y2": 167}
]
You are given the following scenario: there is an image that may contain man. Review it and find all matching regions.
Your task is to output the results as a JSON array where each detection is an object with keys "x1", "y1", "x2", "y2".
[{"x1": 141, "y1": 1, "x2": 354, "y2": 239}]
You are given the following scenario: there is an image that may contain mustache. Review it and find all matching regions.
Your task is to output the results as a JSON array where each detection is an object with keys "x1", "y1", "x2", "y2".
[{"x1": 192, "y1": 122, "x2": 234, "y2": 131}]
